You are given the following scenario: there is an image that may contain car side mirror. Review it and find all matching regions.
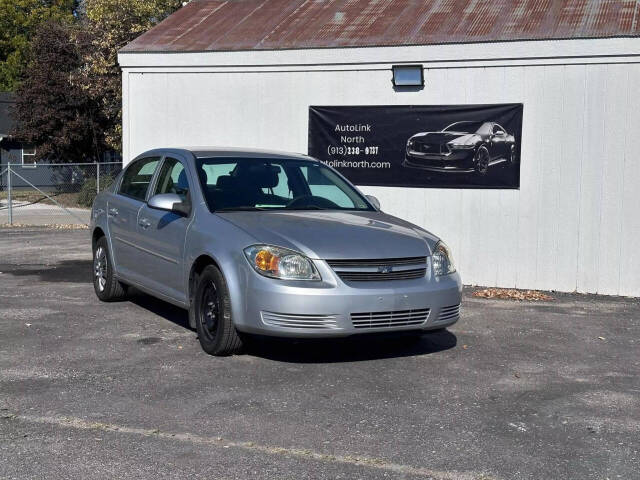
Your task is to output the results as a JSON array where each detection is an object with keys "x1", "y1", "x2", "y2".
[
  {"x1": 148, "y1": 193, "x2": 191, "y2": 216},
  {"x1": 365, "y1": 195, "x2": 381, "y2": 210}
]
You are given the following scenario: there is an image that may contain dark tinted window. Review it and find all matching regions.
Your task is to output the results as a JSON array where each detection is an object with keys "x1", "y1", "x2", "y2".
[
  {"x1": 119, "y1": 157, "x2": 160, "y2": 200},
  {"x1": 154, "y1": 157, "x2": 189, "y2": 201},
  {"x1": 443, "y1": 121, "x2": 486, "y2": 134},
  {"x1": 196, "y1": 157, "x2": 373, "y2": 212}
]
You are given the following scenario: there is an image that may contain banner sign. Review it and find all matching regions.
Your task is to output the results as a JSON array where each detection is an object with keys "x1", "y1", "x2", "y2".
[{"x1": 308, "y1": 104, "x2": 523, "y2": 189}]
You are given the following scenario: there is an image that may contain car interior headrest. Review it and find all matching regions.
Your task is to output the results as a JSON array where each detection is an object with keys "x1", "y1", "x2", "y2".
[
  {"x1": 177, "y1": 169, "x2": 189, "y2": 190},
  {"x1": 236, "y1": 164, "x2": 280, "y2": 189},
  {"x1": 216, "y1": 175, "x2": 234, "y2": 189}
]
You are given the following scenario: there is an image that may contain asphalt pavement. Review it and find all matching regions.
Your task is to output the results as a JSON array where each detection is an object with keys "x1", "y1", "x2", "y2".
[
  {"x1": 0, "y1": 202, "x2": 90, "y2": 226},
  {"x1": 0, "y1": 228, "x2": 638, "y2": 479}
]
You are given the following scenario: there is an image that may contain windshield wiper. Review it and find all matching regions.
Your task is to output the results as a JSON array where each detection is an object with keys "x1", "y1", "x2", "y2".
[{"x1": 215, "y1": 206, "x2": 266, "y2": 212}]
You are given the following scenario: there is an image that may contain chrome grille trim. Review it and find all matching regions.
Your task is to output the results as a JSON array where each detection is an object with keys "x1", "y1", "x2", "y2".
[
  {"x1": 326, "y1": 257, "x2": 426, "y2": 268},
  {"x1": 351, "y1": 308, "x2": 430, "y2": 329},
  {"x1": 436, "y1": 304, "x2": 461, "y2": 323},
  {"x1": 337, "y1": 269, "x2": 426, "y2": 281},
  {"x1": 326, "y1": 257, "x2": 427, "y2": 282},
  {"x1": 261, "y1": 311, "x2": 339, "y2": 329}
]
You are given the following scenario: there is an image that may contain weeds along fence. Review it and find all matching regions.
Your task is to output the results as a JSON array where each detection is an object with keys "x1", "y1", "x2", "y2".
[{"x1": 0, "y1": 162, "x2": 122, "y2": 227}]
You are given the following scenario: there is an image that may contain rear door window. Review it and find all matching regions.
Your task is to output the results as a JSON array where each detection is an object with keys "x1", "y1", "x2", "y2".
[{"x1": 119, "y1": 157, "x2": 160, "y2": 201}]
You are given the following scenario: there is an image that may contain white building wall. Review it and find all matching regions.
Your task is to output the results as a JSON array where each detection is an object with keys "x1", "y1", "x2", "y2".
[{"x1": 119, "y1": 39, "x2": 640, "y2": 296}]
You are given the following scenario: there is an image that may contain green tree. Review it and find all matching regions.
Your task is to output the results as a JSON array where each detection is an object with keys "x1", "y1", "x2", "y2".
[
  {"x1": 0, "y1": 0, "x2": 77, "y2": 91},
  {"x1": 82, "y1": 0, "x2": 181, "y2": 151},
  {"x1": 12, "y1": 21, "x2": 107, "y2": 162}
]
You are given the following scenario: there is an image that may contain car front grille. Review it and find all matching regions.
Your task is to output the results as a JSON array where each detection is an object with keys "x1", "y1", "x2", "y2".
[
  {"x1": 260, "y1": 311, "x2": 339, "y2": 329},
  {"x1": 436, "y1": 304, "x2": 461, "y2": 323},
  {"x1": 326, "y1": 257, "x2": 427, "y2": 282},
  {"x1": 413, "y1": 141, "x2": 449, "y2": 155},
  {"x1": 351, "y1": 308, "x2": 430, "y2": 329}
]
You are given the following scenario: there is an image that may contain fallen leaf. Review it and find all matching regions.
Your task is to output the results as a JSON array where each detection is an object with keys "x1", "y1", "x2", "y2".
[{"x1": 472, "y1": 288, "x2": 553, "y2": 302}]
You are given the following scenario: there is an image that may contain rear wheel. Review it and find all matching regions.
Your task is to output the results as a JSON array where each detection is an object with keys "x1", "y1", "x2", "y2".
[
  {"x1": 93, "y1": 236, "x2": 127, "y2": 301},
  {"x1": 194, "y1": 265, "x2": 243, "y2": 356},
  {"x1": 474, "y1": 146, "x2": 490, "y2": 174},
  {"x1": 509, "y1": 145, "x2": 517, "y2": 165}
]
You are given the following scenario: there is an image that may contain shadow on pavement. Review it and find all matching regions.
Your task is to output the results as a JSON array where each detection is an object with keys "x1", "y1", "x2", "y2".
[
  {"x1": 243, "y1": 330, "x2": 457, "y2": 363},
  {"x1": 128, "y1": 290, "x2": 192, "y2": 330},
  {"x1": 0, "y1": 259, "x2": 92, "y2": 283}
]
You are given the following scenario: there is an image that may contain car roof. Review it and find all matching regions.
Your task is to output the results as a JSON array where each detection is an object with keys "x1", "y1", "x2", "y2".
[{"x1": 139, "y1": 147, "x2": 317, "y2": 162}]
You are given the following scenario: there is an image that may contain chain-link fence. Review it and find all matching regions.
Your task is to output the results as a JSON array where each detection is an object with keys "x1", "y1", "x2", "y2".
[{"x1": 0, "y1": 162, "x2": 122, "y2": 227}]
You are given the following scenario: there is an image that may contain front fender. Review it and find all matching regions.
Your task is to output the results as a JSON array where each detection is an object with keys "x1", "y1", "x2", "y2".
[{"x1": 183, "y1": 213, "x2": 258, "y2": 319}]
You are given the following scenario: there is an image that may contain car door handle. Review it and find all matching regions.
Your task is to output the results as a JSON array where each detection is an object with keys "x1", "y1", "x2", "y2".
[
  {"x1": 138, "y1": 218, "x2": 151, "y2": 229},
  {"x1": 108, "y1": 208, "x2": 119, "y2": 217}
]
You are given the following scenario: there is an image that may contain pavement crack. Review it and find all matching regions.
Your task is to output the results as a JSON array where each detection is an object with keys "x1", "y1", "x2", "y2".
[{"x1": 5, "y1": 411, "x2": 493, "y2": 480}]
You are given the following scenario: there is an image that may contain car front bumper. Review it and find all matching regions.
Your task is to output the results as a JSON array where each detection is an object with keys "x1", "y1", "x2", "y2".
[
  {"x1": 403, "y1": 148, "x2": 476, "y2": 173},
  {"x1": 231, "y1": 260, "x2": 463, "y2": 338}
]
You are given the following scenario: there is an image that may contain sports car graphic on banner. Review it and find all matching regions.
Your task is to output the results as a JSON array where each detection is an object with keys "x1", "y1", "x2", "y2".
[
  {"x1": 404, "y1": 121, "x2": 517, "y2": 174},
  {"x1": 308, "y1": 104, "x2": 523, "y2": 189}
]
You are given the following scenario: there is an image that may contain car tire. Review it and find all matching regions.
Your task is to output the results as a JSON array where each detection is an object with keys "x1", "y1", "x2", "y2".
[
  {"x1": 474, "y1": 146, "x2": 490, "y2": 175},
  {"x1": 194, "y1": 265, "x2": 243, "y2": 356},
  {"x1": 93, "y1": 236, "x2": 128, "y2": 302},
  {"x1": 509, "y1": 145, "x2": 517, "y2": 165}
]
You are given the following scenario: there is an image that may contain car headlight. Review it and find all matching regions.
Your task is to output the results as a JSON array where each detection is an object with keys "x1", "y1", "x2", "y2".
[
  {"x1": 432, "y1": 241, "x2": 456, "y2": 276},
  {"x1": 244, "y1": 245, "x2": 321, "y2": 281},
  {"x1": 447, "y1": 141, "x2": 475, "y2": 150}
]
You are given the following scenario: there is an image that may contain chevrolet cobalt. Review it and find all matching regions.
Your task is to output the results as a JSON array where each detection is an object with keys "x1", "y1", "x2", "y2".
[{"x1": 91, "y1": 148, "x2": 461, "y2": 355}]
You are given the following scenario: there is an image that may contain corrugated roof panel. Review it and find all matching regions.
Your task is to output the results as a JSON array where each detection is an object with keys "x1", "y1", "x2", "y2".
[
  {"x1": 619, "y1": 0, "x2": 638, "y2": 30},
  {"x1": 121, "y1": 0, "x2": 640, "y2": 53},
  {"x1": 555, "y1": 0, "x2": 589, "y2": 36}
]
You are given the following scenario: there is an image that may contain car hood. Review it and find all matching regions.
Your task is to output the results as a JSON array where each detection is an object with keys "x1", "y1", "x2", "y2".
[
  {"x1": 215, "y1": 210, "x2": 438, "y2": 260},
  {"x1": 411, "y1": 131, "x2": 470, "y2": 143}
]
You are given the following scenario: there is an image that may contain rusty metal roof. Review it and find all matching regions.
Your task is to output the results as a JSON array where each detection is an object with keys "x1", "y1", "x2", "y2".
[{"x1": 121, "y1": 0, "x2": 640, "y2": 53}]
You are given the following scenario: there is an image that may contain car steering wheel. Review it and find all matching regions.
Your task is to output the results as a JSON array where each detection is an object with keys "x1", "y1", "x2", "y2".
[{"x1": 286, "y1": 195, "x2": 340, "y2": 209}]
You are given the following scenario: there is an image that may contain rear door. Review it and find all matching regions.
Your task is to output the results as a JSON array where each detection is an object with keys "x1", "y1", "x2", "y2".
[
  {"x1": 107, "y1": 157, "x2": 160, "y2": 284},
  {"x1": 135, "y1": 156, "x2": 193, "y2": 302}
]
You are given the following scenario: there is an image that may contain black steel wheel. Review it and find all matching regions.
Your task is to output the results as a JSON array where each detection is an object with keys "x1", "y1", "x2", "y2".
[
  {"x1": 474, "y1": 146, "x2": 490, "y2": 175},
  {"x1": 199, "y1": 280, "x2": 220, "y2": 343},
  {"x1": 193, "y1": 265, "x2": 243, "y2": 356}
]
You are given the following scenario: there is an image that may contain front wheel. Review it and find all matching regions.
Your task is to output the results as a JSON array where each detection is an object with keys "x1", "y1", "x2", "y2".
[
  {"x1": 474, "y1": 146, "x2": 490, "y2": 175},
  {"x1": 193, "y1": 265, "x2": 243, "y2": 356}
]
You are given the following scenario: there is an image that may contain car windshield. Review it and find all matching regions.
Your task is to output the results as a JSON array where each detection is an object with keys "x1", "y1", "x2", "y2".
[
  {"x1": 442, "y1": 121, "x2": 486, "y2": 133},
  {"x1": 196, "y1": 157, "x2": 374, "y2": 212}
]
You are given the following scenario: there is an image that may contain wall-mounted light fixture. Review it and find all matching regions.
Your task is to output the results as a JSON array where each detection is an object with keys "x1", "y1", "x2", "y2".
[{"x1": 392, "y1": 65, "x2": 424, "y2": 87}]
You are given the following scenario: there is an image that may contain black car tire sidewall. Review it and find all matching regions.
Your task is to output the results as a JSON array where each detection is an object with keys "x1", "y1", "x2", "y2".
[
  {"x1": 93, "y1": 236, "x2": 127, "y2": 301},
  {"x1": 194, "y1": 265, "x2": 243, "y2": 356},
  {"x1": 474, "y1": 146, "x2": 490, "y2": 174}
]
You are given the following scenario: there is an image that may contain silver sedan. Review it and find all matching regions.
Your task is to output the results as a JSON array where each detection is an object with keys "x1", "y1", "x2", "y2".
[{"x1": 91, "y1": 148, "x2": 462, "y2": 355}]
